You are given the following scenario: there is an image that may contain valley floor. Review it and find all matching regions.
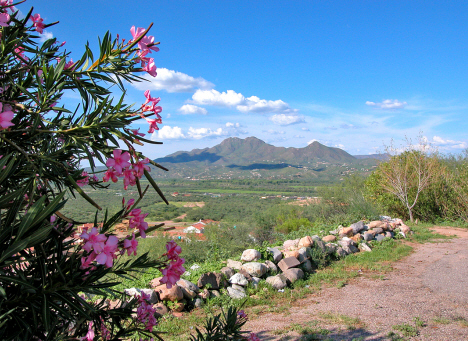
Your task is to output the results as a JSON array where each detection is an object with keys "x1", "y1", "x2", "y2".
[{"x1": 245, "y1": 226, "x2": 468, "y2": 340}]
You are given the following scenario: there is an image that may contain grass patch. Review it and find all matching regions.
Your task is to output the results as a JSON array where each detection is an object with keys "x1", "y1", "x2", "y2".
[
  {"x1": 392, "y1": 323, "x2": 419, "y2": 337},
  {"x1": 432, "y1": 316, "x2": 451, "y2": 325},
  {"x1": 318, "y1": 312, "x2": 364, "y2": 329},
  {"x1": 407, "y1": 224, "x2": 453, "y2": 243}
]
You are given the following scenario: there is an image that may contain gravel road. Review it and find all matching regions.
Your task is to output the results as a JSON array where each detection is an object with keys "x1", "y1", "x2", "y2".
[{"x1": 245, "y1": 227, "x2": 468, "y2": 340}]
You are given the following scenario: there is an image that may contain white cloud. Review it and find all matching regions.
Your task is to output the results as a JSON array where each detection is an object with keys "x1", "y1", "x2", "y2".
[
  {"x1": 153, "y1": 126, "x2": 185, "y2": 140},
  {"x1": 187, "y1": 127, "x2": 227, "y2": 139},
  {"x1": 192, "y1": 89, "x2": 244, "y2": 106},
  {"x1": 308, "y1": 139, "x2": 319, "y2": 145},
  {"x1": 179, "y1": 104, "x2": 208, "y2": 115},
  {"x1": 302, "y1": 127, "x2": 310, "y2": 131},
  {"x1": 335, "y1": 143, "x2": 345, "y2": 149},
  {"x1": 39, "y1": 31, "x2": 53, "y2": 42},
  {"x1": 366, "y1": 99, "x2": 407, "y2": 109},
  {"x1": 431, "y1": 136, "x2": 468, "y2": 150},
  {"x1": 133, "y1": 68, "x2": 214, "y2": 93},
  {"x1": 269, "y1": 114, "x2": 305, "y2": 126},
  {"x1": 192, "y1": 89, "x2": 297, "y2": 114}
]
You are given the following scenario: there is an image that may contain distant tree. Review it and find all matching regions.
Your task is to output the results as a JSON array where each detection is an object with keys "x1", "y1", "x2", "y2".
[{"x1": 369, "y1": 137, "x2": 440, "y2": 222}]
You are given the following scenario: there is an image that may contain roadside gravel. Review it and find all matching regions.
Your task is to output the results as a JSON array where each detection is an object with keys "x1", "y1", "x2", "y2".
[{"x1": 245, "y1": 227, "x2": 468, "y2": 340}]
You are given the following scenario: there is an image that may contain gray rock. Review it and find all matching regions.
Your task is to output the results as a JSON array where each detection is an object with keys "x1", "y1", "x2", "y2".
[
  {"x1": 375, "y1": 234, "x2": 386, "y2": 242},
  {"x1": 220, "y1": 267, "x2": 236, "y2": 279},
  {"x1": 385, "y1": 231, "x2": 394, "y2": 238},
  {"x1": 153, "y1": 303, "x2": 169, "y2": 317},
  {"x1": 266, "y1": 274, "x2": 288, "y2": 290},
  {"x1": 325, "y1": 243, "x2": 337, "y2": 254},
  {"x1": 177, "y1": 279, "x2": 199, "y2": 293},
  {"x1": 194, "y1": 298, "x2": 203, "y2": 308},
  {"x1": 124, "y1": 288, "x2": 158, "y2": 304},
  {"x1": 227, "y1": 286, "x2": 247, "y2": 299},
  {"x1": 350, "y1": 221, "x2": 365, "y2": 234},
  {"x1": 311, "y1": 236, "x2": 327, "y2": 253},
  {"x1": 283, "y1": 239, "x2": 300, "y2": 250},
  {"x1": 267, "y1": 247, "x2": 283, "y2": 263},
  {"x1": 363, "y1": 232, "x2": 374, "y2": 241},
  {"x1": 343, "y1": 244, "x2": 359, "y2": 254},
  {"x1": 336, "y1": 247, "x2": 348, "y2": 257},
  {"x1": 231, "y1": 284, "x2": 245, "y2": 292},
  {"x1": 372, "y1": 227, "x2": 384, "y2": 235},
  {"x1": 238, "y1": 269, "x2": 253, "y2": 281},
  {"x1": 251, "y1": 277, "x2": 261, "y2": 288},
  {"x1": 297, "y1": 247, "x2": 311, "y2": 262},
  {"x1": 264, "y1": 260, "x2": 278, "y2": 273},
  {"x1": 227, "y1": 259, "x2": 243, "y2": 270},
  {"x1": 180, "y1": 287, "x2": 197, "y2": 300},
  {"x1": 241, "y1": 249, "x2": 261, "y2": 262},
  {"x1": 301, "y1": 259, "x2": 315, "y2": 273},
  {"x1": 278, "y1": 256, "x2": 301, "y2": 272},
  {"x1": 283, "y1": 268, "x2": 304, "y2": 284},
  {"x1": 229, "y1": 273, "x2": 248, "y2": 286},
  {"x1": 359, "y1": 243, "x2": 372, "y2": 252},
  {"x1": 197, "y1": 272, "x2": 226, "y2": 290},
  {"x1": 210, "y1": 290, "x2": 221, "y2": 298},
  {"x1": 241, "y1": 262, "x2": 267, "y2": 277}
]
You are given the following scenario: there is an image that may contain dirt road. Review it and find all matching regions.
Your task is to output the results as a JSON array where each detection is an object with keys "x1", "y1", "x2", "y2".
[{"x1": 245, "y1": 227, "x2": 468, "y2": 340}]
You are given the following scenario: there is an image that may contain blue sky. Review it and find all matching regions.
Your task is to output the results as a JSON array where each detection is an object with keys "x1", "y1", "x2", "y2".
[{"x1": 25, "y1": 0, "x2": 468, "y2": 158}]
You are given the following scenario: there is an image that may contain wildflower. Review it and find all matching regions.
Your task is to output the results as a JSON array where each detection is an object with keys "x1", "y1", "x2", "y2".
[{"x1": 30, "y1": 13, "x2": 45, "y2": 34}]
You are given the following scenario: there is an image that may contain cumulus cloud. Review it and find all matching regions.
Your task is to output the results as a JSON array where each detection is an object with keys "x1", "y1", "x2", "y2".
[
  {"x1": 153, "y1": 122, "x2": 245, "y2": 140},
  {"x1": 192, "y1": 89, "x2": 297, "y2": 114},
  {"x1": 153, "y1": 126, "x2": 185, "y2": 140},
  {"x1": 308, "y1": 139, "x2": 319, "y2": 145},
  {"x1": 302, "y1": 127, "x2": 310, "y2": 131},
  {"x1": 179, "y1": 104, "x2": 208, "y2": 115},
  {"x1": 366, "y1": 99, "x2": 407, "y2": 109},
  {"x1": 269, "y1": 114, "x2": 305, "y2": 126},
  {"x1": 133, "y1": 68, "x2": 214, "y2": 93},
  {"x1": 39, "y1": 31, "x2": 53, "y2": 42},
  {"x1": 431, "y1": 136, "x2": 468, "y2": 150}
]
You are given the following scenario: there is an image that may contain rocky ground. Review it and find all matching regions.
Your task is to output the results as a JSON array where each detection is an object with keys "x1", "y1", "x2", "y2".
[{"x1": 244, "y1": 226, "x2": 468, "y2": 341}]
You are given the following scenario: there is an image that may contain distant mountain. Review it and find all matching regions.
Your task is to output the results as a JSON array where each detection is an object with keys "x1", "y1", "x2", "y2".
[
  {"x1": 152, "y1": 137, "x2": 381, "y2": 180},
  {"x1": 155, "y1": 136, "x2": 357, "y2": 165}
]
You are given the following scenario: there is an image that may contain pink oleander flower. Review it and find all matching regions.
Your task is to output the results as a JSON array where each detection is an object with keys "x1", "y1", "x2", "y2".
[
  {"x1": 142, "y1": 57, "x2": 157, "y2": 77},
  {"x1": 80, "y1": 252, "x2": 97, "y2": 270},
  {"x1": 123, "y1": 233, "x2": 138, "y2": 256},
  {"x1": 247, "y1": 333, "x2": 260, "y2": 341},
  {"x1": 136, "y1": 293, "x2": 157, "y2": 332},
  {"x1": 123, "y1": 198, "x2": 135, "y2": 210},
  {"x1": 0, "y1": 103, "x2": 14, "y2": 129},
  {"x1": 0, "y1": 11, "x2": 9, "y2": 27},
  {"x1": 100, "y1": 317, "x2": 111, "y2": 340},
  {"x1": 77, "y1": 171, "x2": 89, "y2": 187},
  {"x1": 106, "y1": 149, "x2": 131, "y2": 175},
  {"x1": 143, "y1": 90, "x2": 160, "y2": 105},
  {"x1": 64, "y1": 58, "x2": 75, "y2": 70},
  {"x1": 30, "y1": 13, "x2": 45, "y2": 34},
  {"x1": 130, "y1": 26, "x2": 159, "y2": 56},
  {"x1": 91, "y1": 175, "x2": 99, "y2": 182},
  {"x1": 0, "y1": 0, "x2": 15, "y2": 13},
  {"x1": 95, "y1": 236, "x2": 119, "y2": 268},
  {"x1": 145, "y1": 117, "x2": 161, "y2": 133},
  {"x1": 80, "y1": 227, "x2": 107, "y2": 253},
  {"x1": 133, "y1": 158, "x2": 151, "y2": 178},
  {"x1": 160, "y1": 257, "x2": 185, "y2": 289},
  {"x1": 81, "y1": 321, "x2": 94, "y2": 341},
  {"x1": 165, "y1": 240, "x2": 182, "y2": 261},
  {"x1": 122, "y1": 167, "x2": 136, "y2": 190},
  {"x1": 130, "y1": 128, "x2": 145, "y2": 144},
  {"x1": 103, "y1": 168, "x2": 119, "y2": 183},
  {"x1": 128, "y1": 209, "x2": 149, "y2": 237}
]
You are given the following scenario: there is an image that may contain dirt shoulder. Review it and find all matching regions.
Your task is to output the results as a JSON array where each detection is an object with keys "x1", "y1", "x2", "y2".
[{"x1": 245, "y1": 226, "x2": 468, "y2": 340}]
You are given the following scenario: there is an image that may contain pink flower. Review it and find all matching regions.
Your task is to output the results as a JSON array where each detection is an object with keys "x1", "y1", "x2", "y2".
[
  {"x1": 133, "y1": 158, "x2": 150, "y2": 178},
  {"x1": 142, "y1": 57, "x2": 157, "y2": 77},
  {"x1": 81, "y1": 321, "x2": 94, "y2": 341},
  {"x1": 77, "y1": 171, "x2": 89, "y2": 187},
  {"x1": 247, "y1": 333, "x2": 260, "y2": 341},
  {"x1": 14, "y1": 46, "x2": 28, "y2": 61},
  {"x1": 143, "y1": 90, "x2": 160, "y2": 105},
  {"x1": 122, "y1": 167, "x2": 136, "y2": 190},
  {"x1": 0, "y1": 103, "x2": 14, "y2": 129},
  {"x1": 64, "y1": 58, "x2": 75, "y2": 70},
  {"x1": 128, "y1": 209, "x2": 149, "y2": 238},
  {"x1": 95, "y1": 236, "x2": 119, "y2": 268},
  {"x1": 136, "y1": 293, "x2": 157, "y2": 332},
  {"x1": 0, "y1": 0, "x2": 15, "y2": 13},
  {"x1": 130, "y1": 26, "x2": 159, "y2": 56},
  {"x1": 164, "y1": 240, "x2": 182, "y2": 261},
  {"x1": 123, "y1": 233, "x2": 138, "y2": 256},
  {"x1": 160, "y1": 257, "x2": 185, "y2": 289},
  {"x1": 0, "y1": 12, "x2": 10, "y2": 27},
  {"x1": 99, "y1": 317, "x2": 111, "y2": 340},
  {"x1": 80, "y1": 227, "x2": 107, "y2": 253},
  {"x1": 105, "y1": 149, "x2": 131, "y2": 175},
  {"x1": 103, "y1": 168, "x2": 119, "y2": 183},
  {"x1": 145, "y1": 117, "x2": 161, "y2": 134},
  {"x1": 80, "y1": 252, "x2": 97, "y2": 270},
  {"x1": 123, "y1": 198, "x2": 135, "y2": 210},
  {"x1": 30, "y1": 13, "x2": 45, "y2": 34}
]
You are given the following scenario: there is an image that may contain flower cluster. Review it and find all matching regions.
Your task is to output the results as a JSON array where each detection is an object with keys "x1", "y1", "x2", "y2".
[
  {"x1": 103, "y1": 149, "x2": 151, "y2": 190},
  {"x1": 160, "y1": 240, "x2": 185, "y2": 288},
  {"x1": 130, "y1": 26, "x2": 159, "y2": 77},
  {"x1": 136, "y1": 292, "x2": 157, "y2": 332}
]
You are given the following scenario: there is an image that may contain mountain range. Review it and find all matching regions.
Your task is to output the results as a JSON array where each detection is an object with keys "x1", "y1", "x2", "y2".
[{"x1": 152, "y1": 137, "x2": 385, "y2": 180}]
